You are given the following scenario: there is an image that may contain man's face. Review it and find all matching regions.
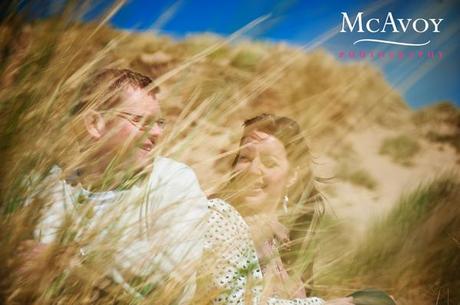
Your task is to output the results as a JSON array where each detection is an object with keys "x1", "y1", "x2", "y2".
[{"x1": 95, "y1": 85, "x2": 164, "y2": 173}]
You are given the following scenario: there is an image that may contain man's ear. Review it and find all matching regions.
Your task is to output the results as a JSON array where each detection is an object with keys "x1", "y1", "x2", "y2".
[
  {"x1": 83, "y1": 110, "x2": 106, "y2": 140},
  {"x1": 287, "y1": 167, "x2": 299, "y2": 189}
]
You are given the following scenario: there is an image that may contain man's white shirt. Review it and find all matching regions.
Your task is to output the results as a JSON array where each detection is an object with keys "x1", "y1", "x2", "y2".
[{"x1": 34, "y1": 157, "x2": 208, "y2": 303}]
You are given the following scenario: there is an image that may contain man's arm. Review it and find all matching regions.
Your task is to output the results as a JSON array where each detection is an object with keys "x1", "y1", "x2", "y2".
[{"x1": 142, "y1": 157, "x2": 209, "y2": 304}]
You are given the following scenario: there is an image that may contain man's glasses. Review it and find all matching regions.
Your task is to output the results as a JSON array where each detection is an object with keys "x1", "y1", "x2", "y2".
[{"x1": 115, "y1": 111, "x2": 166, "y2": 131}]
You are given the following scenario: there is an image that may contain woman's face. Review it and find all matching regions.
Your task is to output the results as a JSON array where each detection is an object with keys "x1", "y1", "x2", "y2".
[{"x1": 233, "y1": 130, "x2": 291, "y2": 215}]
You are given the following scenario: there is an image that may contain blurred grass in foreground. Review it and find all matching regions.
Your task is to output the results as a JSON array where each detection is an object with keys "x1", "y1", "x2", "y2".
[
  {"x1": 316, "y1": 175, "x2": 460, "y2": 305},
  {"x1": 0, "y1": 1, "x2": 458, "y2": 304}
]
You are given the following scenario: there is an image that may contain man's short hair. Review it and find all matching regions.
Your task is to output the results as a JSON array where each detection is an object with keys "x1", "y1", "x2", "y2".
[{"x1": 72, "y1": 68, "x2": 159, "y2": 115}]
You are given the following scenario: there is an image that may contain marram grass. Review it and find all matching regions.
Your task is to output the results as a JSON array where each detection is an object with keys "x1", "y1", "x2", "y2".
[{"x1": 0, "y1": 1, "x2": 458, "y2": 305}]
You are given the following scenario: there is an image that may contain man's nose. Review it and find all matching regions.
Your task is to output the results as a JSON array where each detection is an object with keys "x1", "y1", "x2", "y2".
[{"x1": 148, "y1": 123, "x2": 163, "y2": 140}]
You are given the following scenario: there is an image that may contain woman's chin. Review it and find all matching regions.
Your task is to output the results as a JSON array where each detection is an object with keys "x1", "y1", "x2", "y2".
[{"x1": 243, "y1": 191, "x2": 267, "y2": 207}]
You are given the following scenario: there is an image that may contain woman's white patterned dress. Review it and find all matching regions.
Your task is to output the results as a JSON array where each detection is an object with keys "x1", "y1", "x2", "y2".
[{"x1": 204, "y1": 198, "x2": 324, "y2": 305}]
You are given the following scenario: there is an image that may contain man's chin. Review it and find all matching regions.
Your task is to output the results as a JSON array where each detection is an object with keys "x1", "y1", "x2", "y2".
[
  {"x1": 131, "y1": 158, "x2": 153, "y2": 175},
  {"x1": 118, "y1": 154, "x2": 153, "y2": 178},
  {"x1": 134, "y1": 148, "x2": 155, "y2": 165}
]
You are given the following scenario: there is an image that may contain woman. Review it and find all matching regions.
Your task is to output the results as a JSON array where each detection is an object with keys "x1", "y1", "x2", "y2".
[{"x1": 203, "y1": 114, "x2": 353, "y2": 305}]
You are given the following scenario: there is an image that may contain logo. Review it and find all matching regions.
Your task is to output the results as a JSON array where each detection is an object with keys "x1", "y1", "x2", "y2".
[{"x1": 340, "y1": 12, "x2": 443, "y2": 46}]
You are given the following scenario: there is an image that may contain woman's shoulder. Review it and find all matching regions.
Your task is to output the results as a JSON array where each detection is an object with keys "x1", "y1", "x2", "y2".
[
  {"x1": 207, "y1": 198, "x2": 249, "y2": 229},
  {"x1": 208, "y1": 198, "x2": 240, "y2": 217}
]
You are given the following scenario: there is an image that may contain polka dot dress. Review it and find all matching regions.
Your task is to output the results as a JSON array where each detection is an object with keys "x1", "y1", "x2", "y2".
[{"x1": 205, "y1": 199, "x2": 325, "y2": 305}]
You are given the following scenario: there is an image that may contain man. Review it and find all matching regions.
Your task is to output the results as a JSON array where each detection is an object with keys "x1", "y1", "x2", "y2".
[{"x1": 23, "y1": 68, "x2": 208, "y2": 304}]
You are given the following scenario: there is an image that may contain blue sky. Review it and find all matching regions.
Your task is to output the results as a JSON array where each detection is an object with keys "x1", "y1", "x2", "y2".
[{"x1": 20, "y1": 0, "x2": 460, "y2": 108}]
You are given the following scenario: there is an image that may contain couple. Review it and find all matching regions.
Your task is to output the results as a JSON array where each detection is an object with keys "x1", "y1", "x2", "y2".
[{"x1": 22, "y1": 69, "x2": 353, "y2": 305}]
